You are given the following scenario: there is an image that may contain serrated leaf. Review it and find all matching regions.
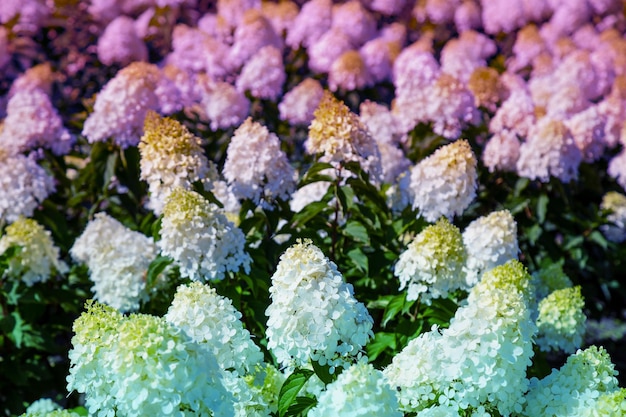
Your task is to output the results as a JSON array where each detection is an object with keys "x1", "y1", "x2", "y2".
[{"x1": 278, "y1": 368, "x2": 314, "y2": 417}]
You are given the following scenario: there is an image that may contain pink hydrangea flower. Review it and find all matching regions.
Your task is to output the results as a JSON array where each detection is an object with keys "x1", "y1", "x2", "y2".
[
  {"x1": 331, "y1": 0, "x2": 377, "y2": 47},
  {"x1": 285, "y1": 0, "x2": 332, "y2": 49},
  {"x1": 278, "y1": 78, "x2": 324, "y2": 125},
  {"x1": 516, "y1": 117, "x2": 582, "y2": 183},
  {"x1": 227, "y1": 9, "x2": 282, "y2": 70},
  {"x1": 0, "y1": 89, "x2": 73, "y2": 156},
  {"x1": 328, "y1": 50, "x2": 373, "y2": 92},
  {"x1": 236, "y1": 45, "x2": 285, "y2": 100},
  {"x1": 97, "y1": 15, "x2": 148, "y2": 66}
]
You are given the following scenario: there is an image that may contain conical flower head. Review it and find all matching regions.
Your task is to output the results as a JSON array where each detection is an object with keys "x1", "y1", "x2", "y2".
[
  {"x1": 0, "y1": 216, "x2": 68, "y2": 286},
  {"x1": 386, "y1": 259, "x2": 536, "y2": 415},
  {"x1": 462, "y1": 209, "x2": 519, "y2": 287},
  {"x1": 139, "y1": 111, "x2": 217, "y2": 214},
  {"x1": 410, "y1": 139, "x2": 478, "y2": 222},
  {"x1": 523, "y1": 346, "x2": 620, "y2": 416},
  {"x1": 70, "y1": 212, "x2": 158, "y2": 312},
  {"x1": 395, "y1": 217, "x2": 468, "y2": 303},
  {"x1": 309, "y1": 362, "x2": 402, "y2": 417},
  {"x1": 306, "y1": 91, "x2": 383, "y2": 181},
  {"x1": 159, "y1": 187, "x2": 251, "y2": 282},
  {"x1": 535, "y1": 285, "x2": 586, "y2": 354},
  {"x1": 222, "y1": 118, "x2": 296, "y2": 209},
  {"x1": 265, "y1": 239, "x2": 374, "y2": 372},
  {"x1": 165, "y1": 281, "x2": 264, "y2": 376}
]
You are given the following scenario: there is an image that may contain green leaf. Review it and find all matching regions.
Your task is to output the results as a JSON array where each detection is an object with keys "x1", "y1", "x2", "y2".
[
  {"x1": 537, "y1": 194, "x2": 548, "y2": 224},
  {"x1": 311, "y1": 359, "x2": 336, "y2": 385},
  {"x1": 291, "y1": 201, "x2": 329, "y2": 226},
  {"x1": 588, "y1": 230, "x2": 608, "y2": 250},
  {"x1": 286, "y1": 396, "x2": 317, "y2": 417},
  {"x1": 347, "y1": 247, "x2": 368, "y2": 273},
  {"x1": 382, "y1": 292, "x2": 408, "y2": 328},
  {"x1": 146, "y1": 255, "x2": 173, "y2": 289},
  {"x1": 278, "y1": 368, "x2": 314, "y2": 417},
  {"x1": 344, "y1": 220, "x2": 369, "y2": 244},
  {"x1": 366, "y1": 332, "x2": 396, "y2": 361}
]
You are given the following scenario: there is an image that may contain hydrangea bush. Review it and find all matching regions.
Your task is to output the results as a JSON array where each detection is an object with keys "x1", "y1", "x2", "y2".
[{"x1": 2, "y1": 0, "x2": 626, "y2": 415}]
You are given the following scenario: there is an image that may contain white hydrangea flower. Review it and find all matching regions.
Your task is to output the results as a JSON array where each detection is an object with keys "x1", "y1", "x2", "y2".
[
  {"x1": 265, "y1": 239, "x2": 374, "y2": 372},
  {"x1": 309, "y1": 362, "x2": 402, "y2": 417},
  {"x1": 222, "y1": 118, "x2": 296, "y2": 209},
  {"x1": 82, "y1": 62, "x2": 181, "y2": 148},
  {"x1": 70, "y1": 213, "x2": 158, "y2": 312},
  {"x1": 535, "y1": 286, "x2": 586, "y2": 354},
  {"x1": 306, "y1": 91, "x2": 383, "y2": 182},
  {"x1": 222, "y1": 365, "x2": 286, "y2": 417},
  {"x1": 138, "y1": 111, "x2": 218, "y2": 215},
  {"x1": 462, "y1": 210, "x2": 519, "y2": 287},
  {"x1": 599, "y1": 191, "x2": 626, "y2": 243},
  {"x1": 67, "y1": 301, "x2": 124, "y2": 414},
  {"x1": 236, "y1": 45, "x2": 285, "y2": 101},
  {"x1": 21, "y1": 410, "x2": 82, "y2": 417},
  {"x1": 531, "y1": 263, "x2": 573, "y2": 303},
  {"x1": 165, "y1": 281, "x2": 264, "y2": 376},
  {"x1": 278, "y1": 78, "x2": 325, "y2": 125},
  {"x1": 0, "y1": 88, "x2": 73, "y2": 156},
  {"x1": 0, "y1": 217, "x2": 68, "y2": 286},
  {"x1": 522, "y1": 346, "x2": 620, "y2": 416},
  {"x1": 580, "y1": 388, "x2": 626, "y2": 417},
  {"x1": 394, "y1": 218, "x2": 468, "y2": 303},
  {"x1": 24, "y1": 398, "x2": 62, "y2": 413},
  {"x1": 386, "y1": 260, "x2": 536, "y2": 415},
  {"x1": 68, "y1": 301, "x2": 235, "y2": 417},
  {"x1": 0, "y1": 153, "x2": 55, "y2": 225},
  {"x1": 158, "y1": 188, "x2": 251, "y2": 282},
  {"x1": 410, "y1": 139, "x2": 478, "y2": 223}
]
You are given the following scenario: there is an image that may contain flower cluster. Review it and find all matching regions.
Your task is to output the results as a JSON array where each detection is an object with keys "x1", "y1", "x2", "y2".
[
  {"x1": 0, "y1": 153, "x2": 55, "y2": 225},
  {"x1": 67, "y1": 301, "x2": 234, "y2": 416},
  {"x1": 70, "y1": 213, "x2": 157, "y2": 312},
  {"x1": 385, "y1": 260, "x2": 536, "y2": 415},
  {"x1": 306, "y1": 91, "x2": 383, "y2": 182},
  {"x1": 265, "y1": 239, "x2": 374, "y2": 372},
  {"x1": 535, "y1": 285, "x2": 586, "y2": 353},
  {"x1": 462, "y1": 209, "x2": 519, "y2": 287},
  {"x1": 164, "y1": 281, "x2": 264, "y2": 376},
  {"x1": 309, "y1": 362, "x2": 402, "y2": 417},
  {"x1": 410, "y1": 139, "x2": 478, "y2": 222},
  {"x1": 82, "y1": 62, "x2": 181, "y2": 148},
  {"x1": 394, "y1": 218, "x2": 468, "y2": 303},
  {"x1": 158, "y1": 187, "x2": 251, "y2": 281},
  {"x1": 222, "y1": 118, "x2": 296, "y2": 209},
  {"x1": 0, "y1": 216, "x2": 68, "y2": 286},
  {"x1": 523, "y1": 346, "x2": 621, "y2": 416},
  {"x1": 138, "y1": 111, "x2": 217, "y2": 214}
]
